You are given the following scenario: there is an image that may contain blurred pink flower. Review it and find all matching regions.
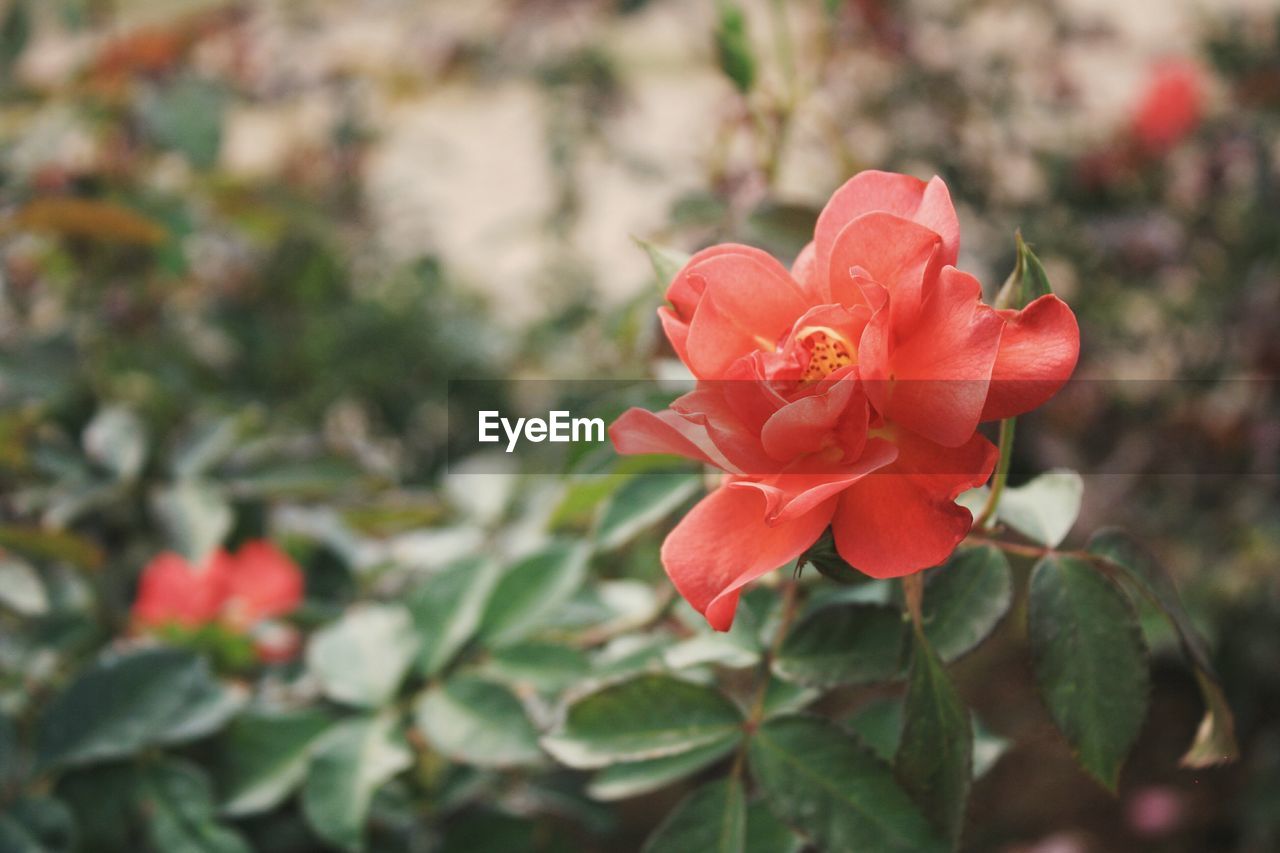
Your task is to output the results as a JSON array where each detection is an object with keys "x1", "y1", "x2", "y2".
[
  {"x1": 1132, "y1": 60, "x2": 1204, "y2": 153},
  {"x1": 1126, "y1": 785, "x2": 1185, "y2": 836},
  {"x1": 132, "y1": 540, "x2": 304, "y2": 654}
]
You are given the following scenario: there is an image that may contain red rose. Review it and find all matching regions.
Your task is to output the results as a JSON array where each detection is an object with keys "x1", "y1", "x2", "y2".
[
  {"x1": 132, "y1": 540, "x2": 304, "y2": 640},
  {"x1": 222, "y1": 540, "x2": 306, "y2": 629},
  {"x1": 611, "y1": 171, "x2": 1079, "y2": 630},
  {"x1": 132, "y1": 551, "x2": 230, "y2": 629},
  {"x1": 1132, "y1": 60, "x2": 1203, "y2": 154}
]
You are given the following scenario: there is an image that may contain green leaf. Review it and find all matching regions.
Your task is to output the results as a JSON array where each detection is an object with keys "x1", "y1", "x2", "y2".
[
  {"x1": 0, "y1": 712, "x2": 17, "y2": 784},
  {"x1": 0, "y1": 526, "x2": 102, "y2": 570},
  {"x1": 307, "y1": 604, "x2": 417, "y2": 708},
  {"x1": 301, "y1": 715, "x2": 413, "y2": 853},
  {"x1": 586, "y1": 734, "x2": 739, "y2": 801},
  {"x1": 994, "y1": 231, "x2": 1053, "y2": 311},
  {"x1": 971, "y1": 718, "x2": 1012, "y2": 779},
  {"x1": 760, "y1": 678, "x2": 820, "y2": 719},
  {"x1": 479, "y1": 641, "x2": 589, "y2": 694},
  {"x1": 408, "y1": 556, "x2": 502, "y2": 675},
  {"x1": 542, "y1": 675, "x2": 743, "y2": 769},
  {"x1": 595, "y1": 472, "x2": 699, "y2": 551},
  {"x1": 414, "y1": 676, "x2": 542, "y2": 768},
  {"x1": 846, "y1": 698, "x2": 904, "y2": 762},
  {"x1": 82, "y1": 406, "x2": 147, "y2": 482},
  {"x1": 748, "y1": 716, "x2": 946, "y2": 853},
  {"x1": 634, "y1": 238, "x2": 690, "y2": 290},
  {"x1": 995, "y1": 469, "x2": 1083, "y2": 548},
  {"x1": 219, "y1": 709, "x2": 333, "y2": 817},
  {"x1": 151, "y1": 481, "x2": 232, "y2": 563},
  {"x1": 0, "y1": 0, "x2": 31, "y2": 77},
  {"x1": 172, "y1": 415, "x2": 249, "y2": 480},
  {"x1": 1087, "y1": 528, "x2": 1238, "y2": 766},
  {"x1": 895, "y1": 628, "x2": 972, "y2": 843},
  {"x1": 0, "y1": 796, "x2": 75, "y2": 853},
  {"x1": 774, "y1": 603, "x2": 905, "y2": 687},
  {"x1": 642, "y1": 777, "x2": 745, "y2": 853},
  {"x1": 1181, "y1": 669, "x2": 1238, "y2": 769},
  {"x1": 0, "y1": 553, "x2": 48, "y2": 616},
  {"x1": 1028, "y1": 555, "x2": 1149, "y2": 789},
  {"x1": 53, "y1": 764, "x2": 140, "y2": 852},
  {"x1": 743, "y1": 803, "x2": 804, "y2": 853},
  {"x1": 849, "y1": 699, "x2": 1008, "y2": 782},
  {"x1": 139, "y1": 760, "x2": 251, "y2": 853},
  {"x1": 714, "y1": 1, "x2": 756, "y2": 94},
  {"x1": 139, "y1": 75, "x2": 227, "y2": 169},
  {"x1": 478, "y1": 542, "x2": 588, "y2": 647},
  {"x1": 439, "y1": 811, "x2": 537, "y2": 852},
  {"x1": 37, "y1": 648, "x2": 242, "y2": 769},
  {"x1": 920, "y1": 545, "x2": 1013, "y2": 662},
  {"x1": 664, "y1": 629, "x2": 760, "y2": 671},
  {"x1": 1086, "y1": 529, "x2": 1211, "y2": 674}
]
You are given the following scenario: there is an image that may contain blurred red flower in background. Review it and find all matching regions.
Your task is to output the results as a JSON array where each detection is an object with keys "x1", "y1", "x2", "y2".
[
  {"x1": 133, "y1": 540, "x2": 304, "y2": 659},
  {"x1": 1132, "y1": 60, "x2": 1204, "y2": 153},
  {"x1": 611, "y1": 171, "x2": 1078, "y2": 630}
]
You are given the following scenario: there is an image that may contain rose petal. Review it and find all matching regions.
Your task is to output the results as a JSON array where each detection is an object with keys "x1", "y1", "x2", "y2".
[
  {"x1": 981, "y1": 294, "x2": 1081, "y2": 421},
  {"x1": 662, "y1": 485, "x2": 836, "y2": 630},
  {"x1": 729, "y1": 437, "x2": 897, "y2": 523},
  {"x1": 815, "y1": 171, "x2": 960, "y2": 283},
  {"x1": 831, "y1": 430, "x2": 998, "y2": 578},
  {"x1": 760, "y1": 374, "x2": 864, "y2": 462},
  {"x1": 226, "y1": 540, "x2": 304, "y2": 626},
  {"x1": 132, "y1": 551, "x2": 231, "y2": 628},
  {"x1": 790, "y1": 240, "x2": 820, "y2": 298},
  {"x1": 861, "y1": 266, "x2": 1004, "y2": 447},
  {"x1": 826, "y1": 212, "x2": 944, "y2": 326},
  {"x1": 662, "y1": 244, "x2": 784, "y2": 368},
  {"x1": 610, "y1": 406, "x2": 743, "y2": 472}
]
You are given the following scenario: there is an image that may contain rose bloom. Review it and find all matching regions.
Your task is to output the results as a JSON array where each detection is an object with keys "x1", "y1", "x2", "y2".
[
  {"x1": 133, "y1": 540, "x2": 304, "y2": 656},
  {"x1": 1132, "y1": 60, "x2": 1203, "y2": 154},
  {"x1": 610, "y1": 171, "x2": 1079, "y2": 630}
]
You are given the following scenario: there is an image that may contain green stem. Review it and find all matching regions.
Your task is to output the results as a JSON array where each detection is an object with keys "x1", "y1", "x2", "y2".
[
  {"x1": 901, "y1": 573, "x2": 924, "y2": 632},
  {"x1": 730, "y1": 578, "x2": 799, "y2": 778},
  {"x1": 974, "y1": 417, "x2": 1016, "y2": 531}
]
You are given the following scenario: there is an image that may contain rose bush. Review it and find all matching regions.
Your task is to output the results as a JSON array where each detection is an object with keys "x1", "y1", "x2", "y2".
[{"x1": 612, "y1": 171, "x2": 1079, "y2": 629}]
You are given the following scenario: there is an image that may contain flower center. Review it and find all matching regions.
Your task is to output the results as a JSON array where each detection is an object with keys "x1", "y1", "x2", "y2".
[{"x1": 798, "y1": 327, "x2": 855, "y2": 381}]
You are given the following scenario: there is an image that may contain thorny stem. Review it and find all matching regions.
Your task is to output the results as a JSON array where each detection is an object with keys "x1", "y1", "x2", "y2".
[{"x1": 974, "y1": 417, "x2": 1016, "y2": 530}]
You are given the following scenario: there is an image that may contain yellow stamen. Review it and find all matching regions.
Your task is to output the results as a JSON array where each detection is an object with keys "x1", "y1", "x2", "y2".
[{"x1": 798, "y1": 327, "x2": 854, "y2": 381}]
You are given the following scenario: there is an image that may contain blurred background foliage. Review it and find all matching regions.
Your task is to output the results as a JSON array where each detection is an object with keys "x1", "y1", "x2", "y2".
[{"x1": 1, "y1": 0, "x2": 1279, "y2": 851}]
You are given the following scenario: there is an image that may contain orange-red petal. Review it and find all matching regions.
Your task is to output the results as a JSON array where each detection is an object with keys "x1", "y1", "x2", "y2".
[
  {"x1": 831, "y1": 431, "x2": 997, "y2": 578},
  {"x1": 661, "y1": 485, "x2": 836, "y2": 630},
  {"x1": 980, "y1": 294, "x2": 1080, "y2": 422}
]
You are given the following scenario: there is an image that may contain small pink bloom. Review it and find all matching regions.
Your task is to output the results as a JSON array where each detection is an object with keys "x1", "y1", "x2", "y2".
[
  {"x1": 223, "y1": 540, "x2": 305, "y2": 629},
  {"x1": 132, "y1": 541, "x2": 304, "y2": 650},
  {"x1": 132, "y1": 551, "x2": 231, "y2": 629},
  {"x1": 1132, "y1": 60, "x2": 1204, "y2": 153},
  {"x1": 1126, "y1": 785, "x2": 1185, "y2": 836}
]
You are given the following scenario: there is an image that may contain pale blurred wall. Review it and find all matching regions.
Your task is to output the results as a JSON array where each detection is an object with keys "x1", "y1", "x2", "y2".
[{"x1": 11, "y1": 0, "x2": 1280, "y2": 328}]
